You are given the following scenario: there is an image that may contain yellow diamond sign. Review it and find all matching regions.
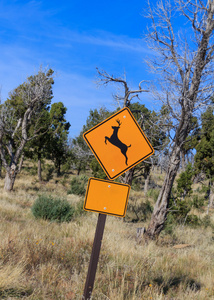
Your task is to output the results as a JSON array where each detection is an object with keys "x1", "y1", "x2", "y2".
[{"x1": 83, "y1": 107, "x2": 154, "y2": 180}]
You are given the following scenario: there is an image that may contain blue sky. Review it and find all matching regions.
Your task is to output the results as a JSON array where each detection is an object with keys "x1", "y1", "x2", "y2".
[{"x1": 0, "y1": 0, "x2": 156, "y2": 138}]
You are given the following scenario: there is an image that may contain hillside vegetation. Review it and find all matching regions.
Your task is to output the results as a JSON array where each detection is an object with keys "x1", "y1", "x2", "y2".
[{"x1": 0, "y1": 164, "x2": 213, "y2": 300}]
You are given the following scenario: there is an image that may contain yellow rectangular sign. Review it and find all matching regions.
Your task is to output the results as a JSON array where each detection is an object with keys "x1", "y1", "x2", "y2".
[
  {"x1": 83, "y1": 107, "x2": 154, "y2": 180},
  {"x1": 83, "y1": 178, "x2": 130, "y2": 217}
]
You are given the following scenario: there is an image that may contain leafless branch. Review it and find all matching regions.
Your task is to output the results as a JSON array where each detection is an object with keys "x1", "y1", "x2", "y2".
[{"x1": 96, "y1": 68, "x2": 149, "y2": 107}]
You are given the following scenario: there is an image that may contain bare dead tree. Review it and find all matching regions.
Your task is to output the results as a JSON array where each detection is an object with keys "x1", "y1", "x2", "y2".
[
  {"x1": 96, "y1": 68, "x2": 150, "y2": 185},
  {"x1": 96, "y1": 68, "x2": 149, "y2": 108},
  {"x1": 144, "y1": 0, "x2": 214, "y2": 239},
  {"x1": 0, "y1": 68, "x2": 54, "y2": 191}
]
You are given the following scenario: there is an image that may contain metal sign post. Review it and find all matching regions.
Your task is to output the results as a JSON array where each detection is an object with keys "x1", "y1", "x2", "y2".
[{"x1": 82, "y1": 213, "x2": 107, "y2": 300}]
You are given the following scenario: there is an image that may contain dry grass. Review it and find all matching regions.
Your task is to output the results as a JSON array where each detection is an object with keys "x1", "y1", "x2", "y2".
[{"x1": 0, "y1": 168, "x2": 213, "y2": 299}]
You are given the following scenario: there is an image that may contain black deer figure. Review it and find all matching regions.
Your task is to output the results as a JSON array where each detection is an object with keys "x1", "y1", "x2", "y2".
[{"x1": 105, "y1": 119, "x2": 131, "y2": 165}]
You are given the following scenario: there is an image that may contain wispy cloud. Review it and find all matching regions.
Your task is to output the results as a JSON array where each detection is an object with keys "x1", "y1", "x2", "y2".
[
  {"x1": 53, "y1": 29, "x2": 150, "y2": 54},
  {"x1": 0, "y1": 1, "x2": 149, "y2": 54}
]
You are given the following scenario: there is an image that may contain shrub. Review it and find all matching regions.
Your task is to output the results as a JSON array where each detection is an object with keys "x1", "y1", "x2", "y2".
[
  {"x1": 45, "y1": 164, "x2": 55, "y2": 181},
  {"x1": 192, "y1": 195, "x2": 205, "y2": 209},
  {"x1": 32, "y1": 195, "x2": 75, "y2": 222},
  {"x1": 147, "y1": 188, "x2": 160, "y2": 202},
  {"x1": 185, "y1": 214, "x2": 201, "y2": 227},
  {"x1": 126, "y1": 199, "x2": 153, "y2": 222},
  {"x1": 168, "y1": 197, "x2": 192, "y2": 224},
  {"x1": 67, "y1": 176, "x2": 87, "y2": 196},
  {"x1": 163, "y1": 214, "x2": 176, "y2": 235},
  {"x1": 176, "y1": 163, "x2": 194, "y2": 199},
  {"x1": 90, "y1": 158, "x2": 106, "y2": 179},
  {"x1": 29, "y1": 164, "x2": 37, "y2": 176},
  {"x1": 201, "y1": 215, "x2": 214, "y2": 229},
  {"x1": 74, "y1": 199, "x2": 86, "y2": 217},
  {"x1": 131, "y1": 177, "x2": 143, "y2": 191}
]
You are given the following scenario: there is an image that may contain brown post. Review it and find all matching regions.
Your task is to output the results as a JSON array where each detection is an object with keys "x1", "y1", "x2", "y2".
[{"x1": 82, "y1": 213, "x2": 107, "y2": 300}]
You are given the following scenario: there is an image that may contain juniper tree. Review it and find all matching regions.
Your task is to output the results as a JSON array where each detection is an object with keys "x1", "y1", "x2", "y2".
[
  {"x1": 48, "y1": 102, "x2": 71, "y2": 177},
  {"x1": 0, "y1": 68, "x2": 54, "y2": 191},
  {"x1": 194, "y1": 105, "x2": 214, "y2": 213}
]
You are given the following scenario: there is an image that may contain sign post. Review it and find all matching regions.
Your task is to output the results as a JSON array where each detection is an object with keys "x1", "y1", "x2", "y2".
[
  {"x1": 82, "y1": 178, "x2": 130, "y2": 299},
  {"x1": 82, "y1": 107, "x2": 154, "y2": 299},
  {"x1": 82, "y1": 213, "x2": 106, "y2": 300}
]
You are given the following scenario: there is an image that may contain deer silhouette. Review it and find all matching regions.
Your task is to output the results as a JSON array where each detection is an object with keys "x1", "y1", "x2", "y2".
[{"x1": 105, "y1": 119, "x2": 131, "y2": 165}]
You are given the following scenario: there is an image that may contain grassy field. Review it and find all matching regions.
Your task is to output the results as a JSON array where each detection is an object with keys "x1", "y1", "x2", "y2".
[{"x1": 0, "y1": 167, "x2": 213, "y2": 299}]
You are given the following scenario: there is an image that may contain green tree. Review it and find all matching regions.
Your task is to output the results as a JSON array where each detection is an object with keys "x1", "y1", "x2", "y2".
[
  {"x1": 194, "y1": 105, "x2": 214, "y2": 212},
  {"x1": 181, "y1": 117, "x2": 199, "y2": 170},
  {"x1": 48, "y1": 102, "x2": 71, "y2": 176},
  {"x1": 0, "y1": 68, "x2": 54, "y2": 191},
  {"x1": 176, "y1": 163, "x2": 194, "y2": 200},
  {"x1": 24, "y1": 108, "x2": 51, "y2": 181}
]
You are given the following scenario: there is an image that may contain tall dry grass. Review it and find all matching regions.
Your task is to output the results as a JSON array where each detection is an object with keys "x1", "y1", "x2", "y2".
[{"x1": 0, "y1": 167, "x2": 213, "y2": 299}]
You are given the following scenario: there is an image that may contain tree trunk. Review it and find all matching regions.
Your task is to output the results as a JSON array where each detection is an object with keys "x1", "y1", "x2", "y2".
[
  {"x1": 144, "y1": 145, "x2": 181, "y2": 240},
  {"x1": 56, "y1": 160, "x2": 61, "y2": 177},
  {"x1": 37, "y1": 151, "x2": 42, "y2": 182},
  {"x1": 18, "y1": 154, "x2": 24, "y2": 173},
  {"x1": 207, "y1": 180, "x2": 214, "y2": 215},
  {"x1": 120, "y1": 167, "x2": 135, "y2": 185},
  {"x1": 181, "y1": 150, "x2": 186, "y2": 171},
  {"x1": 210, "y1": 190, "x2": 214, "y2": 209},
  {"x1": 38, "y1": 159, "x2": 42, "y2": 182},
  {"x1": 0, "y1": 159, "x2": 2, "y2": 178},
  {"x1": 4, "y1": 166, "x2": 17, "y2": 192},
  {"x1": 144, "y1": 172, "x2": 150, "y2": 194},
  {"x1": 77, "y1": 163, "x2": 81, "y2": 176}
]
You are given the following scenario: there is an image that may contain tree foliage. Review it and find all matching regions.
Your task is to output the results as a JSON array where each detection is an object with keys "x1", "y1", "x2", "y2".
[
  {"x1": 0, "y1": 68, "x2": 54, "y2": 191},
  {"x1": 48, "y1": 102, "x2": 71, "y2": 176}
]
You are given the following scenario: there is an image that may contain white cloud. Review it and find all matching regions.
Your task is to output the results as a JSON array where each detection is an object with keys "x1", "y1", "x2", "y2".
[{"x1": 49, "y1": 28, "x2": 150, "y2": 54}]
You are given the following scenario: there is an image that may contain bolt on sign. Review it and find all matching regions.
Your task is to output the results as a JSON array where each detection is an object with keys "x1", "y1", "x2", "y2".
[
  {"x1": 83, "y1": 178, "x2": 130, "y2": 217},
  {"x1": 83, "y1": 107, "x2": 154, "y2": 180}
]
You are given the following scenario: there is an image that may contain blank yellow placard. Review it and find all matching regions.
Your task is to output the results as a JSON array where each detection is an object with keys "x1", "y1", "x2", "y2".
[
  {"x1": 83, "y1": 107, "x2": 154, "y2": 180},
  {"x1": 83, "y1": 178, "x2": 130, "y2": 217}
]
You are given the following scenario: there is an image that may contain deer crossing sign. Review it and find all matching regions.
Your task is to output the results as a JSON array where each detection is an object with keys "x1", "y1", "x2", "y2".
[{"x1": 83, "y1": 107, "x2": 154, "y2": 180}]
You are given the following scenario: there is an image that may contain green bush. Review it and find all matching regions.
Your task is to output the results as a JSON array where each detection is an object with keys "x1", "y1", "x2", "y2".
[
  {"x1": 90, "y1": 158, "x2": 106, "y2": 179},
  {"x1": 163, "y1": 214, "x2": 176, "y2": 235},
  {"x1": 185, "y1": 214, "x2": 201, "y2": 227},
  {"x1": 67, "y1": 176, "x2": 88, "y2": 196},
  {"x1": 192, "y1": 195, "x2": 205, "y2": 209},
  {"x1": 147, "y1": 188, "x2": 160, "y2": 202},
  {"x1": 176, "y1": 163, "x2": 193, "y2": 199},
  {"x1": 32, "y1": 195, "x2": 75, "y2": 223},
  {"x1": 168, "y1": 197, "x2": 192, "y2": 224},
  {"x1": 45, "y1": 164, "x2": 55, "y2": 181},
  {"x1": 131, "y1": 177, "x2": 143, "y2": 191},
  {"x1": 29, "y1": 164, "x2": 37, "y2": 176},
  {"x1": 74, "y1": 199, "x2": 86, "y2": 217},
  {"x1": 201, "y1": 215, "x2": 214, "y2": 229},
  {"x1": 126, "y1": 199, "x2": 153, "y2": 222}
]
